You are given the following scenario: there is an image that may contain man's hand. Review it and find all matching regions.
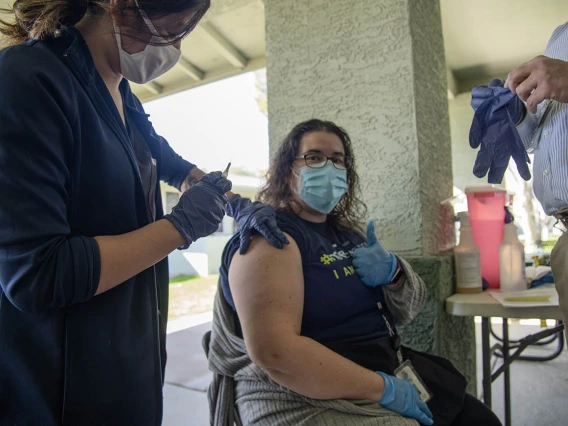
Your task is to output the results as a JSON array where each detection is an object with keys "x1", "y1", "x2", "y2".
[{"x1": 505, "y1": 55, "x2": 568, "y2": 113}]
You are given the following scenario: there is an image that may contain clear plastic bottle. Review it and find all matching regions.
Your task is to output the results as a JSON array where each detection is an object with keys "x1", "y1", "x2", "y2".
[
  {"x1": 455, "y1": 212, "x2": 483, "y2": 294},
  {"x1": 499, "y1": 211, "x2": 526, "y2": 292}
]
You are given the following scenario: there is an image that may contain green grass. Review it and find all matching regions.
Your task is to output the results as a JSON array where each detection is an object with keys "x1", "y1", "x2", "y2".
[
  {"x1": 169, "y1": 274, "x2": 199, "y2": 284},
  {"x1": 540, "y1": 238, "x2": 559, "y2": 253},
  {"x1": 168, "y1": 274, "x2": 219, "y2": 321}
]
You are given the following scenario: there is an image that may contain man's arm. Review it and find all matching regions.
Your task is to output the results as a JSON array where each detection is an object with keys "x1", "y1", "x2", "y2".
[
  {"x1": 505, "y1": 54, "x2": 568, "y2": 150},
  {"x1": 506, "y1": 56, "x2": 568, "y2": 113},
  {"x1": 515, "y1": 103, "x2": 539, "y2": 151}
]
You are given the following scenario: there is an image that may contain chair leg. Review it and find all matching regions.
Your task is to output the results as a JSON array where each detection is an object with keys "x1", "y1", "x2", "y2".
[
  {"x1": 202, "y1": 330, "x2": 212, "y2": 359},
  {"x1": 235, "y1": 410, "x2": 243, "y2": 426},
  {"x1": 203, "y1": 329, "x2": 242, "y2": 425}
]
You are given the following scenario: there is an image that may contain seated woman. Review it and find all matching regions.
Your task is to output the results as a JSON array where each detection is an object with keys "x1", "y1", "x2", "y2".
[{"x1": 207, "y1": 119, "x2": 501, "y2": 426}]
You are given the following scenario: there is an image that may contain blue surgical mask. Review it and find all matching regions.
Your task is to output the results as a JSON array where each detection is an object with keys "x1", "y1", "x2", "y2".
[{"x1": 296, "y1": 162, "x2": 349, "y2": 214}]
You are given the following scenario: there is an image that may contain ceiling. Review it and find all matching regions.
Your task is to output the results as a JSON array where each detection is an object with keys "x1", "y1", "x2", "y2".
[
  {"x1": 1, "y1": 0, "x2": 566, "y2": 100},
  {"x1": 441, "y1": 0, "x2": 568, "y2": 93},
  {"x1": 0, "y1": 0, "x2": 266, "y2": 103},
  {"x1": 130, "y1": 0, "x2": 266, "y2": 102}
]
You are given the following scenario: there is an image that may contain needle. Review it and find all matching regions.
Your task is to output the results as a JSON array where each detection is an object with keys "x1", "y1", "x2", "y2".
[
  {"x1": 222, "y1": 161, "x2": 231, "y2": 178},
  {"x1": 221, "y1": 161, "x2": 234, "y2": 198}
]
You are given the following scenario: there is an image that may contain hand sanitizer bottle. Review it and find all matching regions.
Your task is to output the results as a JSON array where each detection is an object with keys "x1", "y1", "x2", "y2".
[
  {"x1": 499, "y1": 208, "x2": 526, "y2": 292},
  {"x1": 455, "y1": 212, "x2": 483, "y2": 294}
]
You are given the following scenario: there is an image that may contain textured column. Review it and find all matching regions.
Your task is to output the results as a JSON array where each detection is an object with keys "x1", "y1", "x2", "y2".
[
  {"x1": 265, "y1": 0, "x2": 454, "y2": 256},
  {"x1": 401, "y1": 256, "x2": 477, "y2": 396},
  {"x1": 265, "y1": 0, "x2": 476, "y2": 395}
]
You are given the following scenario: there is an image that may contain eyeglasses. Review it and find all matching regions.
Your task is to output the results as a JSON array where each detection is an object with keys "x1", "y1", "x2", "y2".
[{"x1": 295, "y1": 153, "x2": 352, "y2": 170}]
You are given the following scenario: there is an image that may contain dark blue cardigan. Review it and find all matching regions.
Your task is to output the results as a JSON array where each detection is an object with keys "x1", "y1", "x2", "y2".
[{"x1": 0, "y1": 28, "x2": 193, "y2": 425}]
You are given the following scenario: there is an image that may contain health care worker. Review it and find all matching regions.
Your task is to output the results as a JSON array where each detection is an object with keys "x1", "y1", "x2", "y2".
[
  {"x1": 472, "y1": 22, "x2": 568, "y2": 340},
  {"x1": 0, "y1": 1, "x2": 286, "y2": 424}
]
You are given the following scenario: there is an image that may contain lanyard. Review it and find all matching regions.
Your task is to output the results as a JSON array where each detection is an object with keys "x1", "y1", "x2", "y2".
[
  {"x1": 310, "y1": 221, "x2": 405, "y2": 366},
  {"x1": 333, "y1": 227, "x2": 405, "y2": 365},
  {"x1": 377, "y1": 300, "x2": 404, "y2": 365}
]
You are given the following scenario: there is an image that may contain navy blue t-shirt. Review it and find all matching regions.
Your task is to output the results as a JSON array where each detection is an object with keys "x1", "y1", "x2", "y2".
[{"x1": 220, "y1": 212, "x2": 396, "y2": 344}]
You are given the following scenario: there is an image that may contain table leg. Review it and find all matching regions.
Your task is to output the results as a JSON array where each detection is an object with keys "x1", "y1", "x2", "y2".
[
  {"x1": 482, "y1": 317, "x2": 492, "y2": 408},
  {"x1": 502, "y1": 318, "x2": 511, "y2": 426},
  {"x1": 490, "y1": 320, "x2": 565, "y2": 361}
]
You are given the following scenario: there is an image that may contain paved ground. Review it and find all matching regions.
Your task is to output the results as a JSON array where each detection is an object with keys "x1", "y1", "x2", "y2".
[
  {"x1": 162, "y1": 319, "x2": 568, "y2": 426},
  {"x1": 163, "y1": 321, "x2": 212, "y2": 426},
  {"x1": 476, "y1": 320, "x2": 568, "y2": 426}
]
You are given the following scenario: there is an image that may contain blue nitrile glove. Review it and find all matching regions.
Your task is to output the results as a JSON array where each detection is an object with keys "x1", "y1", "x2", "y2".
[
  {"x1": 165, "y1": 171, "x2": 232, "y2": 249},
  {"x1": 352, "y1": 221, "x2": 397, "y2": 287},
  {"x1": 226, "y1": 194, "x2": 289, "y2": 254},
  {"x1": 469, "y1": 79, "x2": 531, "y2": 184},
  {"x1": 377, "y1": 372, "x2": 434, "y2": 426},
  {"x1": 471, "y1": 79, "x2": 524, "y2": 123},
  {"x1": 530, "y1": 271, "x2": 554, "y2": 288}
]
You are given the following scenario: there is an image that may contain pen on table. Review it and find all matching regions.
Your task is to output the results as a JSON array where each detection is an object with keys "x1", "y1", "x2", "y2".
[{"x1": 503, "y1": 295, "x2": 551, "y2": 302}]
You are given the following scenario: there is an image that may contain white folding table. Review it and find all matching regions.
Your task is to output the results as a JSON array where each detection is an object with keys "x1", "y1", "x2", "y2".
[{"x1": 445, "y1": 288, "x2": 563, "y2": 426}]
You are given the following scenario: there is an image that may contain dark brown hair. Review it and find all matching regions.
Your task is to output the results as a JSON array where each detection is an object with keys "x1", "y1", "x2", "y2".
[
  {"x1": 258, "y1": 119, "x2": 367, "y2": 232},
  {"x1": 0, "y1": 0, "x2": 209, "y2": 46}
]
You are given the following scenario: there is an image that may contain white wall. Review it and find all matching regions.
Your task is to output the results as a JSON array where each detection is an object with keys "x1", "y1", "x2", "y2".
[{"x1": 168, "y1": 233, "x2": 233, "y2": 278}]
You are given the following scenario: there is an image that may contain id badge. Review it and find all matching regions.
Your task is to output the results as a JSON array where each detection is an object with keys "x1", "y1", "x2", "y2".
[{"x1": 394, "y1": 360, "x2": 433, "y2": 403}]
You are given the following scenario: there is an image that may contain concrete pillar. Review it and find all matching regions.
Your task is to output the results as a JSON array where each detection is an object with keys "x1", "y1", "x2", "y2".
[
  {"x1": 265, "y1": 0, "x2": 454, "y2": 256},
  {"x1": 265, "y1": 0, "x2": 476, "y2": 395}
]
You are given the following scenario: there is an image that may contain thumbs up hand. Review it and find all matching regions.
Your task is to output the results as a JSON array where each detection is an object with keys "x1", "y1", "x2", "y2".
[{"x1": 352, "y1": 221, "x2": 398, "y2": 287}]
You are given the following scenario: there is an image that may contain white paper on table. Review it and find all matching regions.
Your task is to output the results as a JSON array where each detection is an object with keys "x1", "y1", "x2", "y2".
[
  {"x1": 489, "y1": 286, "x2": 559, "y2": 308},
  {"x1": 525, "y1": 265, "x2": 552, "y2": 285}
]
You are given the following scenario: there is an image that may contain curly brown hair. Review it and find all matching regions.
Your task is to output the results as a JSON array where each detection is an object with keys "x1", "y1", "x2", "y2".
[{"x1": 258, "y1": 119, "x2": 367, "y2": 232}]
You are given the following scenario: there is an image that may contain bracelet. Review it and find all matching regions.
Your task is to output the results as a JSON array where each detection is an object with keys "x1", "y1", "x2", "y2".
[{"x1": 389, "y1": 262, "x2": 404, "y2": 285}]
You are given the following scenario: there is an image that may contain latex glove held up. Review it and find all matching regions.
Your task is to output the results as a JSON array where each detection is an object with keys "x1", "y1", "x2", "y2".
[
  {"x1": 471, "y1": 79, "x2": 524, "y2": 122},
  {"x1": 469, "y1": 79, "x2": 531, "y2": 184}
]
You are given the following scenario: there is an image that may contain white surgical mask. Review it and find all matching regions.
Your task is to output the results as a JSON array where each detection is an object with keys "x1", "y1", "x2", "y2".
[{"x1": 115, "y1": 1, "x2": 182, "y2": 84}]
